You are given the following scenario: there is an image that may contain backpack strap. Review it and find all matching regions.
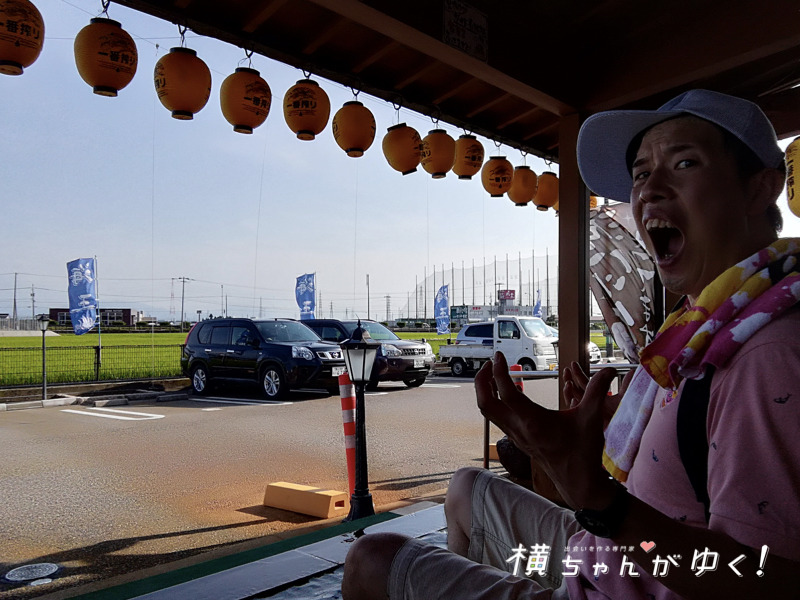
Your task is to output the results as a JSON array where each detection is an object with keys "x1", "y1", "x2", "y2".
[{"x1": 676, "y1": 365, "x2": 715, "y2": 524}]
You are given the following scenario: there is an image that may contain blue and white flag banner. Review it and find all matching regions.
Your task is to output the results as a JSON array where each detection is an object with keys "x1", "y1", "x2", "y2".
[
  {"x1": 67, "y1": 258, "x2": 97, "y2": 335},
  {"x1": 435, "y1": 284, "x2": 450, "y2": 335},
  {"x1": 295, "y1": 273, "x2": 316, "y2": 320},
  {"x1": 533, "y1": 289, "x2": 543, "y2": 318}
]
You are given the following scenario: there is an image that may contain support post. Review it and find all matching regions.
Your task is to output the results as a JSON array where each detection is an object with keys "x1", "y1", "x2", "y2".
[{"x1": 557, "y1": 113, "x2": 590, "y2": 407}]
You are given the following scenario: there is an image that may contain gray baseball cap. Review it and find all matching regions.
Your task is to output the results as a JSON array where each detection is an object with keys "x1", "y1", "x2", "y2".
[{"x1": 577, "y1": 89, "x2": 784, "y2": 202}]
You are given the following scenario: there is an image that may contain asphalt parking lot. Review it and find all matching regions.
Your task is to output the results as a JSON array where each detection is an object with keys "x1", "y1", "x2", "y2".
[{"x1": 0, "y1": 374, "x2": 560, "y2": 598}]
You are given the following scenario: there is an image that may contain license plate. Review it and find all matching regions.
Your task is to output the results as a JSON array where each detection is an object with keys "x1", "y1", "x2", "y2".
[
  {"x1": 332, "y1": 366, "x2": 346, "y2": 377},
  {"x1": 414, "y1": 358, "x2": 424, "y2": 368}
]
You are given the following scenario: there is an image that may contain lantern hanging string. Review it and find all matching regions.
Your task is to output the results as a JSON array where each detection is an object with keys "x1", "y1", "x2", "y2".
[
  {"x1": 177, "y1": 24, "x2": 188, "y2": 47},
  {"x1": 429, "y1": 106, "x2": 442, "y2": 127},
  {"x1": 493, "y1": 139, "x2": 502, "y2": 149},
  {"x1": 520, "y1": 150, "x2": 528, "y2": 166},
  {"x1": 239, "y1": 48, "x2": 255, "y2": 69},
  {"x1": 349, "y1": 84, "x2": 361, "y2": 101},
  {"x1": 302, "y1": 69, "x2": 311, "y2": 79},
  {"x1": 100, "y1": 0, "x2": 110, "y2": 17},
  {"x1": 390, "y1": 99, "x2": 402, "y2": 126}
]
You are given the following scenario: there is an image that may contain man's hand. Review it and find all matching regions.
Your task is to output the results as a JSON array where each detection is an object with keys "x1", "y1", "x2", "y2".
[
  {"x1": 475, "y1": 352, "x2": 618, "y2": 510},
  {"x1": 563, "y1": 361, "x2": 635, "y2": 429}
]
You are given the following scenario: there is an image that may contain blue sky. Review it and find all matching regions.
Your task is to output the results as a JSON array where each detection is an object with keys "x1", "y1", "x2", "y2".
[{"x1": 1, "y1": 0, "x2": 796, "y2": 322}]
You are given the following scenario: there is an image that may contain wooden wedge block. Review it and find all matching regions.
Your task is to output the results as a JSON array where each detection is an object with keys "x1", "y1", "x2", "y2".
[
  {"x1": 263, "y1": 482, "x2": 349, "y2": 519},
  {"x1": 488, "y1": 443, "x2": 500, "y2": 461}
]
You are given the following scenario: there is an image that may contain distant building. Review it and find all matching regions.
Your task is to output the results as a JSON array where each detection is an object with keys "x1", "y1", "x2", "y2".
[{"x1": 48, "y1": 308, "x2": 142, "y2": 327}]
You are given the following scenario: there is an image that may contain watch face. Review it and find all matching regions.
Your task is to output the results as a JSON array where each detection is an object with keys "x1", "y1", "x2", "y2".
[{"x1": 576, "y1": 511, "x2": 612, "y2": 538}]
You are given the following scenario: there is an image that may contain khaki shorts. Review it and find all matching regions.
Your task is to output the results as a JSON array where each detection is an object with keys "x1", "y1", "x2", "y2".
[{"x1": 388, "y1": 470, "x2": 582, "y2": 600}]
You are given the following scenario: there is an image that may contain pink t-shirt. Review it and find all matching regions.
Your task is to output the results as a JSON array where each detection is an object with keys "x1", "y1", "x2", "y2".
[{"x1": 566, "y1": 308, "x2": 800, "y2": 600}]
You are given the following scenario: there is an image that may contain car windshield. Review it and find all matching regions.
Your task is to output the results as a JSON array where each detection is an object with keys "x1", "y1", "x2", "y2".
[
  {"x1": 519, "y1": 319, "x2": 553, "y2": 339},
  {"x1": 342, "y1": 321, "x2": 399, "y2": 341},
  {"x1": 255, "y1": 321, "x2": 321, "y2": 342}
]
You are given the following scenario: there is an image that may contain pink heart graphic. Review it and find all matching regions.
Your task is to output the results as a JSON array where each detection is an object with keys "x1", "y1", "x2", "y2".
[{"x1": 640, "y1": 541, "x2": 656, "y2": 553}]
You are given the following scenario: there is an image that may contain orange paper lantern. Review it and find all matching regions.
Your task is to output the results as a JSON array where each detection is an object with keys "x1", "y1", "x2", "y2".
[
  {"x1": 590, "y1": 195, "x2": 598, "y2": 209},
  {"x1": 0, "y1": 0, "x2": 44, "y2": 75},
  {"x1": 220, "y1": 67, "x2": 271, "y2": 134},
  {"x1": 481, "y1": 156, "x2": 514, "y2": 197},
  {"x1": 534, "y1": 171, "x2": 559, "y2": 211},
  {"x1": 453, "y1": 134, "x2": 484, "y2": 180},
  {"x1": 787, "y1": 137, "x2": 800, "y2": 218},
  {"x1": 74, "y1": 18, "x2": 137, "y2": 97},
  {"x1": 421, "y1": 129, "x2": 455, "y2": 178},
  {"x1": 508, "y1": 166, "x2": 538, "y2": 206},
  {"x1": 382, "y1": 123, "x2": 422, "y2": 175},
  {"x1": 283, "y1": 79, "x2": 330, "y2": 140},
  {"x1": 332, "y1": 101, "x2": 376, "y2": 157},
  {"x1": 154, "y1": 47, "x2": 211, "y2": 120}
]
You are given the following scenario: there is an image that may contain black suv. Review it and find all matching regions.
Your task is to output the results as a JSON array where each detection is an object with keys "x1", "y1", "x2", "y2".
[
  {"x1": 181, "y1": 318, "x2": 346, "y2": 399},
  {"x1": 303, "y1": 319, "x2": 435, "y2": 389}
]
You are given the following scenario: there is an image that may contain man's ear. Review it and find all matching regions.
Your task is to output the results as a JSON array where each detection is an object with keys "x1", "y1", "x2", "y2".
[{"x1": 746, "y1": 168, "x2": 785, "y2": 217}]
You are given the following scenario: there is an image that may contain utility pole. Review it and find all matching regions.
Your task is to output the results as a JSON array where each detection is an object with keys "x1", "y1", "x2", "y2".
[
  {"x1": 415, "y1": 275, "x2": 418, "y2": 320},
  {"x1": 12, "y1": 272, "x2": 17, "y2": 325},
  {"x1": 385, "y1": 295, "x2": 390, "y2": 322},
  {"x1": 30, "y1": 284, "x2": 35, "y2": 318},
  {"x1": 462, "y1": 260, "x2": 465, "y2": 307},
  {"x1": 472, "y1": 258, "x2": 475, "y2": 306},
  {"x1": 519, "y1": 251, "x2": 522, "y2": 306},
  {"x1": 176, "y1": 277, "x2": 192, "y2": 332},
  {"x1": 221, "y1": 285, "x2": 224, "y2": 316},
  {"x1": 330, "y1": 302, "x2": 334, "y2": 318},
  {"x1": 424, "y1": 267, "x2": 427, "y2": 321},
  {"x1": 366, "y1": 274, "x2": 370, "y2": 320},
  {"x1": 259, "y1": 297, "x2": 263, "y2": 318},
  {"x1": 546, "y1": 248, "x2": 550, "y2": 318}
]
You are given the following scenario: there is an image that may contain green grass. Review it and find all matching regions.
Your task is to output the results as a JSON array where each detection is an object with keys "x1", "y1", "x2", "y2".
[
  {"x1": 394, "y1": 331, "x2": 454, "y2": 357},
  {"x1": 0, "y1": 332, "x2": 187, "y2": 348}
]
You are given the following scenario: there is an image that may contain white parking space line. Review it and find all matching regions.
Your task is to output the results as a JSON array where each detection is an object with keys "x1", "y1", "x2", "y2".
[
  {"x1": 190, "y1": 397, "x2": 290, "y2": 406},
  {"x1": 201, "y1": 408, "x2": 223, "y2": 411},
  {"x1": 61, "y1": 407, "x2": 165, "y2": 421},
  {"x1": 421, "y1": 384, "x2": 462, "y2": 388},
  {"x1": 365, "y1": 392, "x2": 388, "y2": 396}
]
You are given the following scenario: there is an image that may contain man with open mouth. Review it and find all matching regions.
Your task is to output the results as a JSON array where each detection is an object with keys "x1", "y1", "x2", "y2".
[{"x1": 342, "y1": 90, "x2": 799, "y2": 600}]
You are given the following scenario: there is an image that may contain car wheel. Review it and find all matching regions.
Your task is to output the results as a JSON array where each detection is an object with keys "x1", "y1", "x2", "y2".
[
  {"x1": 518, "y1": 359, "x2": 535, "y2": 372},
  {"x1": 191, "y1": 364, "x2": 210, "y2": 395},
  {"x1": 404, "y1": 378, "x2": 426, "y2": 388},
  {"x1": 262, "y1": 366, "x2": 287, "y2": 399},
  {"x1": 450, "y1": 359, "x2": 466, "y2": 377},
  {"x1": 326, "y1": 387, "x2": 340, "y2": 396}
]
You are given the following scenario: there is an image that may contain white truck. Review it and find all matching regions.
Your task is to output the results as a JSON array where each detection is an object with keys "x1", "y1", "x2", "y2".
[{"x1": 438, "y1": 316, "x2": 559, "y2": 376}]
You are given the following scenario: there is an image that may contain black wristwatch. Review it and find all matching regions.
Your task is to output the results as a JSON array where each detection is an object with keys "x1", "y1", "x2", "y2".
[{"x1": 574, "y1": 480, "x2": 630, "y2": 539}]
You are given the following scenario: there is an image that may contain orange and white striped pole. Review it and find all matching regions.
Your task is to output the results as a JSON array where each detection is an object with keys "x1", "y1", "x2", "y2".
[
  {"x1": 510, "y1": 364, "x2": 524, "y2": 392},
  {"x1": 338, "y1": 372, "x2": 356, "y2": 496}
]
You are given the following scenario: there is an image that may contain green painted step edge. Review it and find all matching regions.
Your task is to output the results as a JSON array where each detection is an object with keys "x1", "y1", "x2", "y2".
[{"x1": 69, "y1": 512, "x2": 398, "y2": 600}]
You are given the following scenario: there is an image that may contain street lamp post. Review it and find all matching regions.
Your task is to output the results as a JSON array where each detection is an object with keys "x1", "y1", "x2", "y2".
[
  {"x1": 339, "y1": 320, "x2": 380, "y2": 521},
  {"x1": 36, "y1": 314, "x2": 49, "y2": 401}
]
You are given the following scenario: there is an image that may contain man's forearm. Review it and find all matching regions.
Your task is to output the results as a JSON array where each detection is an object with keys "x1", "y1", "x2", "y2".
[{"x1": 610, "y1": 494, "x2": 795, "y2": 599}]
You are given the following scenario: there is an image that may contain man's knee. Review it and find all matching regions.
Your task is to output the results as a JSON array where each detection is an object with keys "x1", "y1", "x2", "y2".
[
  {"x1": 342, "y1": 532, "x2": 410, "y2": 600},
  {"x1": 445, "y1": 467, "x2": 483, "y2": 526}
]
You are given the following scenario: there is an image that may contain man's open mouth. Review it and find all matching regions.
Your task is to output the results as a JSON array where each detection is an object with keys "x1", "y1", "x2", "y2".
[{"x1": 645, "y1": 218, "x2": 684, "y2": 262}]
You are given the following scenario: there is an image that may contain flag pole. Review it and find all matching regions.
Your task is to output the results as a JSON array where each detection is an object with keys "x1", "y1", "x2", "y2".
[{"x1": 95, "y1": 256, "x2": 102, "y2": 380}]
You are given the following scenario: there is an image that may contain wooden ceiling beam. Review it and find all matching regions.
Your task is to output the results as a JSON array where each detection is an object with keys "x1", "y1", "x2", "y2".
[
  {"x1": 173, "y1": 0, "x2": 193, "y2": 8},
  {"x1": 586, "y1": 1, "x2": 800, "y2": 111},
  {"x1": 304, "y1": 0, "x2": 572, "y2": 116},
  {"x1": 466, "y1": 92, "x2": 510, "y2": 119},
  {"x1": 302, "y1": 15, "x2": 350, "y2": 55},
  {"x1": 432, "y1": 76, "x2": 476, "y2": 105},
  {"x1": 759, "y1": 86, "x2": 800, "y2": 139},
  {"x1": 523, "y1": 121, "x2": 558, "y2": 141},
  {"x1": 242, "y1": 0, "x2": 291, "y2": 34},
  {"x1": 497, "y1": 106, "x2": 542, "y2": 130},
  {"x1": 352, "y1": 39, "x2": 399, "y2": 73},
  {"x1": 394, "y1": 59, "x2": 438, "y2": 91}
]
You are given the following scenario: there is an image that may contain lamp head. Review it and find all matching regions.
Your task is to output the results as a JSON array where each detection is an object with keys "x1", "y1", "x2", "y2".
[
  {"x1": 36, "y1": 314, "x2": 49, "y2": 332},
  {"x1": 340, "y1": 319, "x2": 381, "y2": 383}
]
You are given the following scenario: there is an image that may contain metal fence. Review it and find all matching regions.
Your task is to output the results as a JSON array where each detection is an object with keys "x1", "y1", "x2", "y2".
[
  {"x1": 0, "y1": 345, "x2": 185, "y2": 387},
  {"x1": 0, "y1": 319, "x2": 40, "y2": 331}
]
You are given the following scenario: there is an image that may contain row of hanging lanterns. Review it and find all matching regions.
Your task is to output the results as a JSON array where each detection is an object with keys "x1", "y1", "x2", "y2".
[{"x1": 2, "y1": 0, "x2": 560, "y2": 209}]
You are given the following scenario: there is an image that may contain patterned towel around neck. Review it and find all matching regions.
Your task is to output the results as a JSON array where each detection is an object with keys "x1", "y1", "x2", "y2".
[{"x1": 602, "y1": 238, "x2": 800, "y2": 482}]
